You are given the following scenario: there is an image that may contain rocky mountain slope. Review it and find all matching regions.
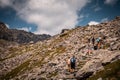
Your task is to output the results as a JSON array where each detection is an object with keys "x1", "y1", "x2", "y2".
[
  {"x1": 0, "y1": 16, "x2": 120, "y2": 80},
  {"x1": 0, "y1": 22, "x2": 51, "y2": 43}
]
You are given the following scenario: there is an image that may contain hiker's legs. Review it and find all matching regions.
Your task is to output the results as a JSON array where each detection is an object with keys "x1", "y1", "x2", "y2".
[
  {"x1": 89, "y1": 49, "x2": 92, "y2": 55},
  {"x1": 98, "y1": 43, "x2": 101, "y2": 49},
  {"x1": 71, "y1": 63, "x2": 74, "y2": 72},
  {"x1": 71, "y1": 63, "x2": 75, "y2": 72},
  {"x1": 73, "y1": 63, "x2": 75, "y2": 72},
  {"x1": 68, "y1": 64, "x2": 71, "y2": 72},
  {"x1": 97, "y1": 42, "x2": 99, "y2": 49},
  {"x1": 88, "y1": 49, "x2": 91, "y2": 55},
  {"x1": 87, "y1": 49, "x2": 89, "y2": 55}
]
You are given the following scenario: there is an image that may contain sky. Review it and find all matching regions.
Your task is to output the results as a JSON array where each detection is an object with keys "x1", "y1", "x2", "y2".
[{"x1": 0, "y1": 0, "x2": 120, "y2": 35}]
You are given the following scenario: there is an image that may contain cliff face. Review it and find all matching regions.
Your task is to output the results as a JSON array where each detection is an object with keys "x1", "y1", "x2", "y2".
[
  {"x1": 0, "y1": 22, "x2": 51, "y2": 43},
  {"x1": 0, "y1": 17, "x2": 120, "y2": 80}
]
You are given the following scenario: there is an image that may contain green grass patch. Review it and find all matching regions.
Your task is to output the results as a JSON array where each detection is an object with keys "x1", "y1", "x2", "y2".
[
  {"x1": 87, "y1": 59, "x2": 120, "y2": 80},
  {"x1": 32, "y1": 58, "x2": 45, "y2": 67},
  {"x1": 0, "y1": 58, "x2": 8, "y2": 62},
  {"x1": 78, "y1": 61, "x2": 86, "y2": 69},
  {"x1": 1, "y1": 60, "x2": 31, "y2": 80},
  {"x1": 0, "y1": 51, "x2": 22, "y2": 62},
  {"x1": 47, "y1": 71, "x2": 58, "y2": 78},
  {"x1": 1, "y1": 45, "x2": 33, "y2": 62},
  {"x1": 48, "y1": 46, "x2": 66, "y2": 60}
]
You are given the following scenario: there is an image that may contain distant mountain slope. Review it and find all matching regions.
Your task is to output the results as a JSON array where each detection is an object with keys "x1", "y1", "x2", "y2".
[{"x1": 0, "y1": 22, "x2": 51, "y2": 43}]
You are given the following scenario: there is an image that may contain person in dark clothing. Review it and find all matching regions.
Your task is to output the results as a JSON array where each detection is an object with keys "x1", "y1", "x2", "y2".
[
  {"x1": 70, "y1": 55, "x2": 76, "y2": 72},
  {"x1": 94, "y1": 45, "x2": 98, "y2": 50},
  {"x1": 92, "y1": 37, "x2": 95, "y2": 46},
  {"x1": 88, "y1": 38, "x2": 91, "y2": 44},
  {"x1": 67, "y1": 56, "x2": 71, "y2": 72}
]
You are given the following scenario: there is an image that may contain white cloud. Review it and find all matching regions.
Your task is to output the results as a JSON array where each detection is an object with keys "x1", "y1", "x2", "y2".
[
  {"x1": 77, "y1": 14, "x2": 85, "y2": 22},
  {"x1": 91, "y1": 0, "x2": 101, "y2": 12},
  {"x1": 101, "y1": 18, "x2": 108, "y2": 22},
  {"x1": 0, "y1": 0, "x2": 91, "y2": 35},
  {"x1": 88, "y1": 17, "x2": 109, "y2": 26},
  {"x1": 17, "y1": 27, "x2": 31, "y2": 32},
  {"x1": 88, "y1": 21, "x2": 99, "y2": 25},
  {"x1": 0, "y1": 0, "x2": 12, "y2": 7},
  {"x1": 94, "y1": 7, "x2": 101, "y2": 11},
  {"x1": 77, "y1": 14, "x2": 89, "y2": 23},
  {"x1": 79, "y1": 15, "x2": 85, "y2": 19},
  {"x1": 104, "y1": 0, "x2": 118, "y2": 5}
]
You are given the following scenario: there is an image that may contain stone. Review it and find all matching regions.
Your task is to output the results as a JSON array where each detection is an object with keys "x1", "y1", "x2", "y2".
[{"x1": 76, "y1": 72, "x2": 93, "y2": 80}]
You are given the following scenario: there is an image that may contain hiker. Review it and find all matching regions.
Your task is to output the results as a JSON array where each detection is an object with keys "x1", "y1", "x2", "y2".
[
  {"x1": 96, "y1": 37, "x2": 101, "y2": 49},
  {"x1": 67, "y1": 56, "x2": 71, "y2": 72},
  {"x1": 96, "y1": 37, "x2": 100, "y2": 43},
  {"x1": 92, "y1": 37, "x2": 95, "y2": 46},
  {"x1": 88, "y1": 38, "x2": 91, "y2": 44},
  {"x1": 70, "y1": 55, "x2": 76, "y2": 72},
  {"x1": 94, "y1": 43, "x2": 98, "y2": 50},
  {"x1": 86, "y1": 44, "x2": 92, "y2": 55}
]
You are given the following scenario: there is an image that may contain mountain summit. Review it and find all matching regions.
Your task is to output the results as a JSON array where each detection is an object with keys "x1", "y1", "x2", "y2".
[
  {"x1": 0, "y1": 22, "x2": 51, "y2": 43},
  {"x1": 0, "y1": 16, "x2": 120, "y2": 80}
]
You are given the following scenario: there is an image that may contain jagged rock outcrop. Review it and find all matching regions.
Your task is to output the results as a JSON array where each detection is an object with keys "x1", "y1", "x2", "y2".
[
  {"x1": 61, "y1": 29, "x2": 70, "y2": 34},
  {"x1": 0, "y1": 22, "x2": 51, "y2": 43},
  {"x1": 0, "y1": 16, "x2": 120, "y2": 80}
]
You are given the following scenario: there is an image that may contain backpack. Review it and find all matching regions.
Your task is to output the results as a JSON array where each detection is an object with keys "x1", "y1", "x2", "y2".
[
  {"x1": 71, "y1": 57, "x2": 76, "y2": 63},
  {"x1": 96, "y1": 38, "x2": 100, "y2": 42}
]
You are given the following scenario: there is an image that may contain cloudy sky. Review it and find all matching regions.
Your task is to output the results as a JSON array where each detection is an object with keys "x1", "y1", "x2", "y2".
[{"x1": 0, "y1": 0, "x2": 120, "y2": 35}]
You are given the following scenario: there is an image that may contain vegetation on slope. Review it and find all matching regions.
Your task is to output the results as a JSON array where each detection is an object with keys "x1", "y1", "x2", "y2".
[{"x1": 87, "y1": 59, "x2": 120, "y2": 80}]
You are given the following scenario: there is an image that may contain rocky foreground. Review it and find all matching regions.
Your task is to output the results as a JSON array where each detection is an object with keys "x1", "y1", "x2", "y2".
[{"x1": 0, "y1": 16, "x2": 120, "y2": 80}]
